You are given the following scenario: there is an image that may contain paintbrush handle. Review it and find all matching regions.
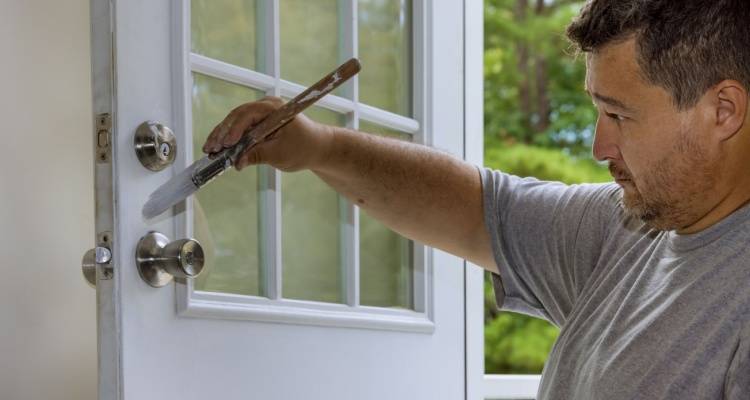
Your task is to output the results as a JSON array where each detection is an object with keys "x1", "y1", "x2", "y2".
[
  {"x1": 193, "y1": 58, "x2": 360, "y2": 188},
  {"x1": 225, "y1": 58, "x2": 361, "y2": 162}
]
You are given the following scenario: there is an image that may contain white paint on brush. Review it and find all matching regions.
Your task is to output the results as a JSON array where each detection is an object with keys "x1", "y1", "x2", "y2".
[
  {"x1": 299, "y1": 71, "x2": 340, "y2": 103},
  {"x1": 141, "y1": 157, "x2": 207, "y2": 219}
]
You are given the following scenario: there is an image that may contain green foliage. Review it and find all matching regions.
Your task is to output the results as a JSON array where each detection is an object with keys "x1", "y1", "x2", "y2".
[
  {"x1": 485, "y1": 140, "x2": 612, "y2": 185},
  {"x1": 485, "y1": 0, "x2": 596, "y2": 156},
  {"x1": 484, "y1": 277, "x2": 562, "y2": 373}
]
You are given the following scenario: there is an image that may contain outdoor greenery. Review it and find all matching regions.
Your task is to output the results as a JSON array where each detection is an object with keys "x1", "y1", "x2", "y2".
[
  {"x1": 485, "y1": 0, "x2": 595, "y2": 156},
  {"x1": 483, "y1": 0, "x2": 612, "y2": 374}
]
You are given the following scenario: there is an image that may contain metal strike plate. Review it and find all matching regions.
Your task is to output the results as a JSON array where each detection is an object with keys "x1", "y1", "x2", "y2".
[
  {"x1": 134, "y1": 121, "x2": 177, "y2": 171},
  {"x1": 135, "y1": 231, "x2": 205, "y2": 288},
  {"x1": 95, "y1": 113, "x2": 112, "y2": 164}
]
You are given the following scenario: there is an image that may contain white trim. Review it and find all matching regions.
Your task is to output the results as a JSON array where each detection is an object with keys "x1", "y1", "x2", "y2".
[
  {"x1": 408, "y1": 0, "x2": 431, "y2": 319},
  {"x1": 412, "y1": 0, "x2": 429, "y2": 147},
  {"x1": 358, "y1": 103, "x2": 419, "y2": 134},
  {"x1": 190, "y1": 53, "x2": 424, "y2": 135},
  {"x1": 278, "y1": 80, "x2": 356, "y2": 114},
  {"x1": 261, "y1": 0, "x2": 282, "y2": 301},
  {"x1": 484, "y1": 375, "x2": 541, "y2": 399},
  {"x1": 341, "y1": 0, "x2": 358, "y2": 308},
  {"x1": 180, "y1": 291, "x2": 435, "y2": 333},
  {"x1": 173, "y1": 0, "x2": 195, "y2": 315},
  {"x1": 190, "y1": 53, "x2": 276, "y2": 92},
  {"x1": 463, "y1": 0, "x2": 485, "y2": 398}
]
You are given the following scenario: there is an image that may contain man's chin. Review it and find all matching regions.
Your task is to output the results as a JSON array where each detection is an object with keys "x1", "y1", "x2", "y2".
[{"x1": 620, "y1": 189, "x2": 669, "y2": 230}]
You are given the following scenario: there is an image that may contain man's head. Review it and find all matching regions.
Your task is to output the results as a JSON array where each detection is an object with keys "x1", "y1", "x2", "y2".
[{"x1": 566, "y1": 0, "x2": 750, "y2": 232}]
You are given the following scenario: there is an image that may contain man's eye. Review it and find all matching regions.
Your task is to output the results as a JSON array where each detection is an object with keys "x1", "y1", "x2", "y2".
[{"x1": 606, "y1": 112, "x2": 625, "y2": 122}]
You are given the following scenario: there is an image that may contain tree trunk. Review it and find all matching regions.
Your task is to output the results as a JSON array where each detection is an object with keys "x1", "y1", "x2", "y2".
[
  {"x1": 532, "y1": 0, "x2": 551, "y2": 133},
  {"x1": 534, "y1": 57, "x2": 550, "y2": 132},
  {"x1": 515, "y1": 0, "x2": 532, "y2": 142}
]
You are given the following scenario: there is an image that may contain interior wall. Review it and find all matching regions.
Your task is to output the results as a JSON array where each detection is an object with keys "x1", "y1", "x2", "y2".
[{"x1": 0, "y1": 1, "x2": 96, "y2": 399}]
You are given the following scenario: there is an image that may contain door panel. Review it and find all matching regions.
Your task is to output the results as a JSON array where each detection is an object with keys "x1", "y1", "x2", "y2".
[{"x1": 93, "y1": 1, "x2": 467, "y2": 399}]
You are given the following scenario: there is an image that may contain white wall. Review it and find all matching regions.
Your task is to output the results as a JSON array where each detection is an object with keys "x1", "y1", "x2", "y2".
[{"x1": 0, "y1": 1, "x2": 96, "y2": 399}]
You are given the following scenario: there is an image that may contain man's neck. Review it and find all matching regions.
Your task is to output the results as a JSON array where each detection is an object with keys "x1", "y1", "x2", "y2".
[{"x1": 677, "y1": 173, "x2": 750, "y2": 235}]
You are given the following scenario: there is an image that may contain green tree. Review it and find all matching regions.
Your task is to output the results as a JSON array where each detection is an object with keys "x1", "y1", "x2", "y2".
[{"x1": 485, "y1": 0, "x2": 596, "y2": 156}]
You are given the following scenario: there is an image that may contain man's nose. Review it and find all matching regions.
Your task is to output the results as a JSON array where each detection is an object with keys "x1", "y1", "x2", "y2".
[{"x1": 592, "y1": 117, "x2": 621, "y2": 162}]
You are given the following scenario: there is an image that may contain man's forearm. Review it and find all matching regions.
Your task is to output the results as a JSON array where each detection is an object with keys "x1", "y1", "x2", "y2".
[{"x1": 311, "y1": 126, "x2": 496, "y2": 271}]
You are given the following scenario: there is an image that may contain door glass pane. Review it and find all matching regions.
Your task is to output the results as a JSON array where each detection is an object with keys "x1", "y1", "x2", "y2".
[
  {"x1": 282, "y1": 107, "x2": 347, "y2": 303},
  {"x1": 279, "y1": 0, "x2": 346, "y2": 94},
  {"x1": 192, "y1": 73, "x2": 264, "y2": 296},
  {"x1": 358, "y1": 0, "x2": 412, "y2": 116},
  {"x1": 191, "y1": 0, "x2": 262, "y2": 71},
  {"x1": 358, "y1": 120, "x2": 414, "y2": 309}
]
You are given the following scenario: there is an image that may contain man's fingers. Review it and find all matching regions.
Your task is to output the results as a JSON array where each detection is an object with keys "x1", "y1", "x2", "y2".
[
  {"x1": 203, "y1": 111, "x2": 238, "y2": 153},
  {"x1": 202, "y1": 97, "x2": 282, "y2": 153},
  {"x1": 222, "y1": 105, "x2": 270, "y2": 148},
  {"x1": 202, "y1": 101, "x2": 255, "y2": 153}
]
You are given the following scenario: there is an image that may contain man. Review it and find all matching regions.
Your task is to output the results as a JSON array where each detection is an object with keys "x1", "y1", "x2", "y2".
[{"x1": 203, "y1": 0, "x2": 750, "y2": 398}]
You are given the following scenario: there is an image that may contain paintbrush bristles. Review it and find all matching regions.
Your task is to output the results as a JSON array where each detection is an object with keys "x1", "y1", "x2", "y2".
[{"x1": 141, "y1": 157, "x2": 207, "y2": 219}]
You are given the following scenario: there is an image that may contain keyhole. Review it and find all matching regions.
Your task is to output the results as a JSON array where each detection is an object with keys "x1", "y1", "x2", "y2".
[
  {"x1": 184, "y1": 251, "x2": 194, "y2": 266},
  {"x1": 160, "y1": 142, "x2": 171, "y2": 157}
]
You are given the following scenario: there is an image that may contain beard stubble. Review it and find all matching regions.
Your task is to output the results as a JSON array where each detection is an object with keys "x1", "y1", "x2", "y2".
[{"x1": 611, "y1": 128, "x2": 719, "y2": 231}]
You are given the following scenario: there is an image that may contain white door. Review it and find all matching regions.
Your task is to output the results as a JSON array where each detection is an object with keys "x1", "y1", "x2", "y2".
[{"x1": 90, "y1": 1, "x2": 469, "y2": 399}]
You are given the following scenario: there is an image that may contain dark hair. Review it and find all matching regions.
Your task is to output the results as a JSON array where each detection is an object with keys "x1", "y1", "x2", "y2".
[{"x1": 566, "y1": 0, "x2": 750, "y2": 110}]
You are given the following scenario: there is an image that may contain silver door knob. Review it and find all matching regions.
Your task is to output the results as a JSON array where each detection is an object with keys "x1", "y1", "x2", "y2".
[
  {"x1": 135, "y1": 231, "x2": 205, "y2": 287},
  {"x1": 81, "y1": 246, "x2": 112, "y2": 288}
]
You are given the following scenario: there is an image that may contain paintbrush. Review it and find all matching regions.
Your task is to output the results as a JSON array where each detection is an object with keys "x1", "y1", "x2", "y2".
[{"x1": 142, "y1": 58, "x2": 361, "y2": 219}]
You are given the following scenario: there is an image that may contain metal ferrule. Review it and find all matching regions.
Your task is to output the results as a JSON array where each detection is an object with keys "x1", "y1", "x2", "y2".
[{"x1": 192, "y1": 154, "x2": 233, "y2": 187}]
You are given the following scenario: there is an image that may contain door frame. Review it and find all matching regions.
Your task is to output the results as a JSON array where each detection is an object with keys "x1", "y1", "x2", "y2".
[{"x1": 463, "y1": 0, "x2": 485, "y2": 398}]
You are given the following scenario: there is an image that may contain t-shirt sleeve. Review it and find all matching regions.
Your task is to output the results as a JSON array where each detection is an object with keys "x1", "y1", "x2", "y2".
[
  {"x1": 724, "y1": 324, "x2": 750, "y2": 399},
  {"x1": 479, "y1": 166, "x2": 621, "y2": 327}
]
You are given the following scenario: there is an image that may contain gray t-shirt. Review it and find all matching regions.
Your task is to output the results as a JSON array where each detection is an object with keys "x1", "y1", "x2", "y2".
[{"x1": 480, "y1": 167, "x2": 750, "y2": 400}]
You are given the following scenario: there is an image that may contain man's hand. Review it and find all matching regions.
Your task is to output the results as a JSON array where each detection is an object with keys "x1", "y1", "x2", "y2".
[{"x1": 201, "y1": 96, "x2": 333, "y2": 172}]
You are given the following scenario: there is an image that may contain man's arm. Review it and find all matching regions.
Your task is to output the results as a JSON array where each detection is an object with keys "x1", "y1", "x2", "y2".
[
  {"x1": 313, "y1": 127, "x2": 497, "y2": 272},
  {"x1": 202, "y1": 97, "x2": 498, "y2": 273}
]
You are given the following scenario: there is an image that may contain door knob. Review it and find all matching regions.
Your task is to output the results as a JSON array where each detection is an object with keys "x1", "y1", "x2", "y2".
[{"x1": 135, "y1": 231, "x2": 205, "y2": 287}]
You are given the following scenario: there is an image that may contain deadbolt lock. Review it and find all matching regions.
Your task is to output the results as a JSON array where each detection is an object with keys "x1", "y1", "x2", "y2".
[
  {"x1": 135, "y1": 231, "x2": 205, "y2": 288},
  {"x1": 134, "y1": 121, "x2": 177, "y2": 171}
]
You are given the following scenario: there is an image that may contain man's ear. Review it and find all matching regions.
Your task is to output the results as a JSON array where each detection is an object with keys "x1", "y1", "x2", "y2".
[{"x1": 713, "y1": 80, "x2": 747, "y2": 141}]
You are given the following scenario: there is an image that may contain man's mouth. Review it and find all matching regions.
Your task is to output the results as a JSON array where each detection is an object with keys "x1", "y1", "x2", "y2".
[
  {"x1": 608, "y1": 163, "x2": 634, "y2": 186},
  {"x1": 615, "y1": 177, "x2": 632, "y2": 185}
]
